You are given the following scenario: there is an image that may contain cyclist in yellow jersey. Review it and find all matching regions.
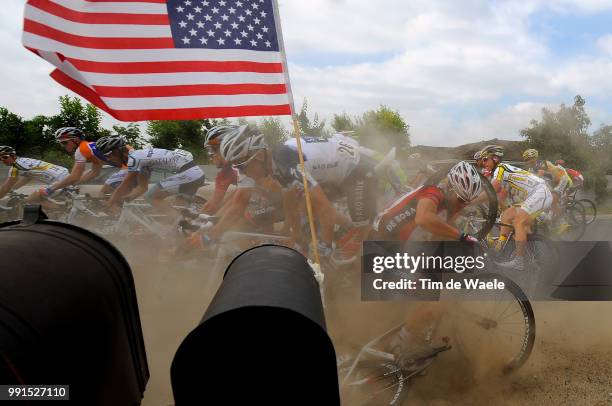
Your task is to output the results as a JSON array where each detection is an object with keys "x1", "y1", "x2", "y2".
[
  {"x1": 522, "y1": 149, "x2": 573, "y2": 226},
  {"x1": 481, "y1": 145, "x2": 553, "y2": 270},
  {"x1": 0, "y1": 146, "x2": 70, "y2": 209}
]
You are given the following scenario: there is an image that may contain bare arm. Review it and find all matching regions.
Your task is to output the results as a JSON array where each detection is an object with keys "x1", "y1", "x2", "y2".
[
  {"x1": 124, "y1": 171, "x2": 150, "y2": 201},
  {"x1": 0, "y1": 177, "x2": 19, "y2": 200},
  {"x1": 415, "y1": 198, "x2": 461, "y2": 240},
  {"x1": 78, "y1": 160, "x2": 102, "y2": 184},
  {"x1": 208, "y1": 188, "x2": 252, "y2": 239},
  {"x1": 48, "y1": 162, "x2": 85, "y2": 191},
  {"x1": 107, "y1": 171, "x2": 140, "y2": 206},
  {"x1": 305, "y1": 186, "x2": 336, "y2": 245}
]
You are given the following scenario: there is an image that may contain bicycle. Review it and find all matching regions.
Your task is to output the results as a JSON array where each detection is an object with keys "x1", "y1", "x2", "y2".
[
  {"x1": 338, "y1": 267, "x2": 535, "y2": 405},
  {"x1": 566, "y1": 190, "x2": 596, "y2": 225},
  {"x1": 0, "y1": 191, "x2": 29, "y2": 222}
]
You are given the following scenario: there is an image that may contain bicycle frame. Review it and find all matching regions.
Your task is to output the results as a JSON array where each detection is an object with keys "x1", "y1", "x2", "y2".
[{"x1": 114, "y1": 201, "x2": 175, "y2": 239}]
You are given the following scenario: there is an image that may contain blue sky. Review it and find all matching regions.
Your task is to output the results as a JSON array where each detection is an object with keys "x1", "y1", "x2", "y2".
[{"x1": 1, "y1": 0, "x2": 612, "y2": 146}]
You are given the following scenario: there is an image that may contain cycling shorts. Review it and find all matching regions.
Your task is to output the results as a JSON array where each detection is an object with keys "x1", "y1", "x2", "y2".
[
  {"x1": 517, "y1": 185, "x2": 553, "y2": 216},
  {"x1": 341, "y1": 154, "x2": 379, "y2": 227},
  {"x1": 157, "y1": 166, "x2": 206, "y2": 198},
  {"x1": 104, "y1": 169, "x2": 129, "y2": 188}
]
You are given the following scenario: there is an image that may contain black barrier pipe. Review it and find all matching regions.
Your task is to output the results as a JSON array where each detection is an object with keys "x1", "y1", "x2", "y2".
[
  {"x1": 171, "y1": 245, "x2": 340, "y2": 405},
  {"x1": 0, "y1": 205, "x2": 149, "y2": 405}
]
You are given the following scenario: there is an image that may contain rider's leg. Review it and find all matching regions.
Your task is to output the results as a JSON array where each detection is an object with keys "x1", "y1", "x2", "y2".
[
  {"x1": 512, "y1": 208, "x2": 531, "y2": 257},
  {"x1": 496, "y1": 207, "x2": 516, "y2": 251}
]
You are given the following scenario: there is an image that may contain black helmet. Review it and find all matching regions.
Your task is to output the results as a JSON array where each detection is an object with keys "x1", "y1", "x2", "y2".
[
  {"x1": 95, "y1": 135, "x2": 127, "y2": 156},
  {"x1": 0, "y1": 146, "x2": 16, "y2": 156}
]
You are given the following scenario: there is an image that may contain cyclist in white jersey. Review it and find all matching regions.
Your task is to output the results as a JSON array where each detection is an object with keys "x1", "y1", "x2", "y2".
[
  {"x1": 219, "y1": 126, "x2": 391, "y2": 256},
  {"x1": 0, "y1": 146, "x2": 70, "y2": 208},
  {"x1": 480, "y1": 145, "x2": 552, "y2": 270},
  {"x1": 96, "y1": 136, "x2": 206, "y2": 213}
]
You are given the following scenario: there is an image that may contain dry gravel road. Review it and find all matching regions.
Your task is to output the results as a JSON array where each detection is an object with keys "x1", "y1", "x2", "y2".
[{"x1": 111, "y1": 235, "x2": 612, "y2": 406}]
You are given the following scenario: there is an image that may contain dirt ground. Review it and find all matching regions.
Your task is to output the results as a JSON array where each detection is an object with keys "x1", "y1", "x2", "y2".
[{"x1": 119, "y1": 243, "x2": 612, "y2": 406}]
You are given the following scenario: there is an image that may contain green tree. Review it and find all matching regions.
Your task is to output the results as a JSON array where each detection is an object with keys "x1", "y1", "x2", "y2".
[
  {"x1": 521, "y1": 95, "x2": 608, "y2": 199},
  {"x1": 259, "y1": 117, "x2": 289, "y2": 147},
  {"x1": 296, "y1": 99, "x2": 327, "y2": 137},
  {"x1": 46, "y1": 96, "x2": 110, "y2": 140},
  {"x1": 147, "y1": 120, "x2": 212, "y2": 162},
  {"x1": 356, "y1": 105, "x2": 411, "y2": 154},
  {"x1": 331, "y1": 112, "x2": 356, "y2": 133},
  {"x1": 113, "y1": 123, "x2": 145, "y2": 149}
]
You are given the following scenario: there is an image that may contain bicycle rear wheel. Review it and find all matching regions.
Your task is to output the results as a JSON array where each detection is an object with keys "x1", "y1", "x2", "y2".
[
  {"x1": 449, "y1": 273, "x2": 535, "y2": 374},
  {"x1": 341, "y1": 361, "x2": 410, "y2": 405},
  {"x1": 557, "y1": 203, "x2": 586, "y2": 241}
]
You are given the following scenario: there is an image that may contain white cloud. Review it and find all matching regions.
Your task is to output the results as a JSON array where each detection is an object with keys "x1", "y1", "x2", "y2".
[{"x1": 1, "y1": 0, "x2": 611, "y2": 146}]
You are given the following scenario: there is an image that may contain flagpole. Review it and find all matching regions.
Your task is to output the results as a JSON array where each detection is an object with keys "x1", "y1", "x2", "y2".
[{"x1": 272, "y1": 0, "x2": 321, "y2": 266}]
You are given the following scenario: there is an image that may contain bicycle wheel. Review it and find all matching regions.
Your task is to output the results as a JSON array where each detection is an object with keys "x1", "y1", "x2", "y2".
[
  {"x1": 557, "y1": 203, "x2": 586, "y2": 241},
  {"x1": 449, "y1": 273, "x2": 536, "y2": 374},
  {"x1": 578, "y1": 199, "x2": 597, "y2": 225},
  {"x1": 341, "y1": 361, "x2": 410, "y2": 405}
]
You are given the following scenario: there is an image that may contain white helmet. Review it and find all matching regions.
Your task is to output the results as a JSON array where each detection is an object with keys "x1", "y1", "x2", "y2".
[
  {"x1": 447, "y1": 161, "x2": 482, "y2": 202},
  {"x1": 219, "y1": 125, "x2": 267, "y2": 164}
]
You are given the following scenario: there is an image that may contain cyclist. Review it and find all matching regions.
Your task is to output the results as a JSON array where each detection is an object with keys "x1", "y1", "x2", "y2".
[
  {"x1": 96, "y1": 136, "x2": 206, "y2": 214},
  {"x1": 555, "y1": 159, "x2": 584, "y2": 193},
  {"x1": 484, "y1": 145, "x2": 553, "y2": 270},
  {"x1": 201, "y1": 125, "x2": 240, "y2": 215},
  {"x1": 370, "y1": 161, "x2": 484, "y2": 365},
  {"x1": 371, "y1": 161, "x2": 483, "y2": 242},
  {"x1": 0, "y1": 146, "x2": 70, "y2": 209},
  {"x1": 44, "y1": 127, "x2": 104, "y2": 197},
  {"x1": 219, "y1": 125, "x2": 395, "y2": 256},
  {"x1": 522, "y1": 149, "x2": 572, "y2": 227}
]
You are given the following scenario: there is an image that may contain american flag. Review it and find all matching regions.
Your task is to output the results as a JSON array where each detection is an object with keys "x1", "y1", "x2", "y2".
[{"x1": 22, "y1": 0, "x2": 292, "y2": 121}]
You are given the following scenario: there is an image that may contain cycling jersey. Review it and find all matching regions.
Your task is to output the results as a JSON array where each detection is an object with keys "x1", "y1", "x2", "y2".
[
  {"x1": 271, "y1": 134, "x2": 360, "y2": 190},
  {"x1": 127, "y1": 148, "x2": 195, "y2": 173},
  {"x1": 493, "y1": 163, "x2": 552, "y2": 215},
  {"x1": 530, "y1": 160, "x2": 573, "y2": 192},
  {"x1": 74, "y1": 141, "x2": 103, "y2": 164},
  {"x1": 215, "y1": 164, "x2": 238, "y2": 195},
  {"x1": 493, "y1": 163, "x2": 547, "y2": 204},
  {"x1": 565, "y1": 168, "x2": 584, "y2": 187},
  {"x1": 8, "y1": 157, "x2": 69, "y2": 184},
  {"x1": 373, "y1": 185, "x2": 448, "y2": 240}
]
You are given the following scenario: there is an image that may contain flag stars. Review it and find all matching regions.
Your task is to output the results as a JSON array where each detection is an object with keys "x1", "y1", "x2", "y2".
[
  {"x1": 253, "y1": 17, "x2": 260, "y2": 24},
  {"x1": 202, "y1": 0, "x2": 209, "y2": 5},
  {"x1": 262, "y1": 26, "x2": 269, "y2": 33},
  {"x1": 214, "y1": 21, "x2": 222, "y2": 29},
  {"x1": 265, "y1": 40, "x2": 271, "y2": 47},
  {"x1": 184, "y1": 0, "x2": 192, "y2": 5},
  {"x1": 238, "y1": 15, "x2": 246, "y2": 22},
  {"x1": 211, "y1": 7, "x2": 219, "y2": 13},
  {"x1": 234, "y1": 38, "x2": 242, "y2": 45},
  {"x1": 204, "y1": 14, "x2": 212, "y2": 21},
  {"x1": 181, "y1": 36, "x2": 190, "y2": 44},
  {"x1": 256, "y1": 32, "x2": 263, "y2": 39},
  {"x1": 196, "y1": 21, "x2": 205, "y2": 28},
  {"x1": 245, "y1": 9, "x2": 252, "y2": 16},
  {"x1": 229, "y1": 7, "x2": 236, "y2": 14},
  {"x1": 176, "y1": 6, "x2": 184, "y2": 12},
  {"x1": 189, "y1": 28, "x2": 197, "y2": 36},
  {"x1": 231, "y1": 22, "x2": 239, "y2": 29},
  {"x1": 219, "y1": 0, "x2": 227, "y2": 5},
  {"x1": 186, "y1": 13, "x2": 195, "y2": 20},
  {"x1": 250, "y1": 39, "x2": 257, "y2": 46},
  {"x1": 200, "y1": 37, "x2": 208, "y2": 44},
  {"x1": 240, "y1": 30, "x2": 248, "y2": 37},
  {"x1": 252, "y1": 3, "x2": 259, "y2": 9},
  {"x1": 224, "y1": 29, "x2": 232, "y2": 37},
  {"x1": 207, "y1": 29, "x2": 215, "y2": 37},
  {"x1": 235, "y1": 1, "x2": 243, "y2": 7},
  {"x1": 247, "y1": 24, "x2": 254, "y2": 31},
  {"x1": 221, "y1": 14, "x2": 229, "y2": 21},
  {"x1": 178, "y1": 20, "x2": 188, "y2": 28},
  {"x1": 260, "y1": 11, "x2": 267, "y2": 18},
  {"x1": 217, "y1": 38, "x2": 225, "y2": 45},
  {"x1": 194, "y1": 6, "x2": 202, "y2": 13}
]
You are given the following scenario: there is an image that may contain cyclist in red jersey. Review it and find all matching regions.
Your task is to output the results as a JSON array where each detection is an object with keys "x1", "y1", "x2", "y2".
[
  {"x1": 556, "y1": 160, "x2": 584, "y2": 192},
  {"x1": 372, "y1": 161, "x2": 483, "y2": 242},
  {"x1": 201, "y1": 126, "x2": 239, "y2": 215}
]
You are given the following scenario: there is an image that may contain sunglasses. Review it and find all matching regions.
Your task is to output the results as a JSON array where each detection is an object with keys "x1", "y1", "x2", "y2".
[{"x1": 0, "y1": 155, "x2": 12, "y2": 160}]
